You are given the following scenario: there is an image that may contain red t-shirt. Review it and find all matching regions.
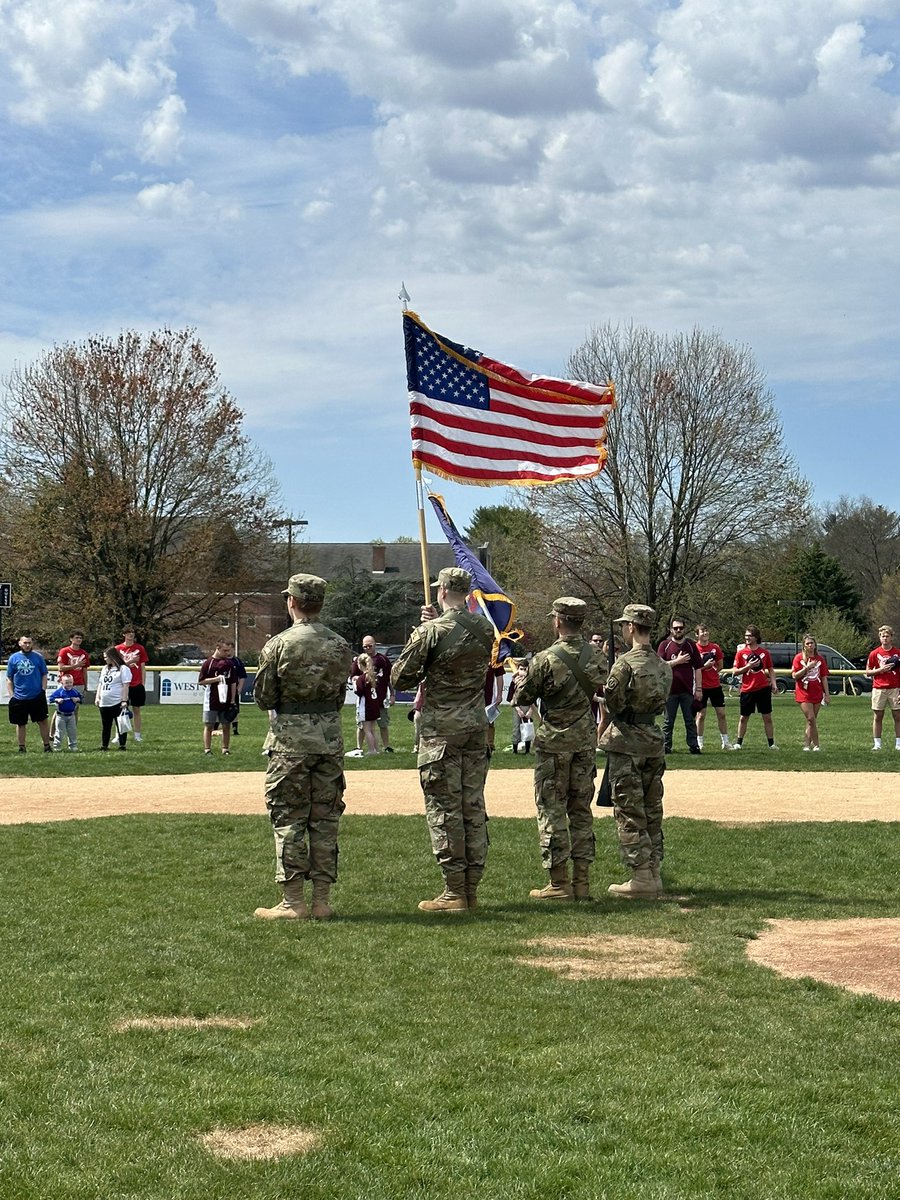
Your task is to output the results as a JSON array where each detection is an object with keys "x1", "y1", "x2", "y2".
[
  {"x1": 696, "y1": 642, "x2": 723, "y2": 689},
  {"x1": 117, "y1": 642, "x2": 148, "y2": 686},
  {"x1": 866, "y1": 646, "x2": 900, "y2": 688},
  {"x1": 733, "y1": 646, "x2": 773, "y2": 693},
  {"x1": 792, "y1": 652, "x2": 828, "y2": 704},
  {"x1": 57, "y1": 645, "x2": 90, "y2": 687}
]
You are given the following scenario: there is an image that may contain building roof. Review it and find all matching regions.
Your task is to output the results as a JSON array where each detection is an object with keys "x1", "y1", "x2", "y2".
[{"x1": 297, "y1": 542, "x2": 459, "y2": 583}]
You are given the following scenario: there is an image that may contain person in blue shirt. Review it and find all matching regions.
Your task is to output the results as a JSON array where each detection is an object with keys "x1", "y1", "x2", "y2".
[
  {"x1": 6, "y1": 635, "x2": 52, "y2": 752},
  {"x1": 49, "y1": 672, "x2": 82, "y2": 751}
]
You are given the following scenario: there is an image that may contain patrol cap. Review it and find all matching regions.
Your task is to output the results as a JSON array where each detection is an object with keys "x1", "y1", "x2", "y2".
[
  {"x1": 613, "y1": 603, "x2": 656, "y2": 626},
  {"x1": 281, "y1": 573, "x2": 327, "y2": 605},
  {"x1": 548, "y1": 596, "x2": 587, "y2": 622},
  {"x1": 438, "y1": 566, "x2": 472, "y2": 593}
]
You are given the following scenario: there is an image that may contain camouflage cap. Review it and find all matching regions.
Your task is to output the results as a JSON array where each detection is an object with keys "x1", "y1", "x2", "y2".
[
  {"x1": 548, "y1": 596, "x2": 587, "y2": 622},
  {"x1": 281, "y1": 573, "x2": 327, "y2": 605},
  {"x1": 613, "y1": 603, "x2": 657, "y2": 625},
  {"x1": 437, "y1": 566, "x2": 472, "y2": 593}
]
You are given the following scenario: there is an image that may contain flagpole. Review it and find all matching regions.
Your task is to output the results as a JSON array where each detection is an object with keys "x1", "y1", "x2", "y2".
[
  {"x1": 415, "y1": 467, "x2": 431, "y2": 607},
  {"x1": 401, "y1": 282, "x2": 431, "y2": 606}
]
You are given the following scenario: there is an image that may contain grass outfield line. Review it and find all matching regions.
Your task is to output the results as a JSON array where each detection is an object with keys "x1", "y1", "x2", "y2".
[
  {"x1": 3, "y1": 696, "x2": 898, "y2": 777},
  {"x1": 2, "y1": 814, "x2": 899, "y2": 1198}
]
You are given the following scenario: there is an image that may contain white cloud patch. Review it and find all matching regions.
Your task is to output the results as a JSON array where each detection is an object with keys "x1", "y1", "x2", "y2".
[{"x1": 140, "y1": 93, "x2": 186, "y2": 163}]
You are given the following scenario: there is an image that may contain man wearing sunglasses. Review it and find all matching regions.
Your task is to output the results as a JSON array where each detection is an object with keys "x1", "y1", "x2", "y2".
[{"x1": 656, "y1": 616, "x2": 703, "y2": 754}]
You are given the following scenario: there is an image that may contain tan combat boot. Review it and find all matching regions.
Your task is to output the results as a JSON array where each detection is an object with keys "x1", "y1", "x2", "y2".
[
  {"x1": 650, "y1": 861, "x2": 663, "y2": 892},
  {"x1": 465, "y1": 868, "x2": 483, "y2": 912},
  {"x1": 253, "y1": 878, "x2": 308, "y2": 920},
  {"x1": 418, "y1": 871, "x2": 468, "y2": 912},
  {"x1": 529, "y1": 862, "x2": 574, "y2": 900},
  {"x1": 607, "y1": 866, "x2": 660, "y2": 899},
  {"x1": 310, "y1": 879, "x2": 334, "y2": 921},
  {"x1": 571, "y1": 861, "x2": 592, "y2": 901}
]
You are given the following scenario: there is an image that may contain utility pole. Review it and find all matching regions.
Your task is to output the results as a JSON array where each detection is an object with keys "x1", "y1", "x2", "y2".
[{"x1": 271, "y1": 516, "x2": 308, "y2": 577}]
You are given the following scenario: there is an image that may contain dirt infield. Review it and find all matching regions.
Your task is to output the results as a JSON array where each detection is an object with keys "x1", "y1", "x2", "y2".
[{"x1": 0, "y1": 768, "x2": 897, "y2": 825}]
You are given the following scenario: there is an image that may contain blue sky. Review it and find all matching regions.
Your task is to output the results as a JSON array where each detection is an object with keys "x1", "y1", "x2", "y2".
[{"x1": 1, "y1": 0, "x2": 899, "y2": 545}]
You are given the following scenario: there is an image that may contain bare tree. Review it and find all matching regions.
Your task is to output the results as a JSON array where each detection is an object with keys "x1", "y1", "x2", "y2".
[
  {"x1": 1, "y1": 328, "x2": 282, "y2": 646},
  {"x1": 821, "y1": 496, "x2": 900, "y2": 615},
  {"x1": 528, "y1": 323, "x2": 810, "y2": 622}
]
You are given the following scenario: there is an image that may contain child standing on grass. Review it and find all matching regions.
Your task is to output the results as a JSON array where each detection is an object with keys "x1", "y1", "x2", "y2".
[
  {"x1": 49, "y1": 672, "x2": 82, "y2": 751},
  {"x1": 352, "y1": 653, "x2": 382, "y2": 756},
  {"x1": 792, "y1": 634, "x2": 828, "y2": 751}
]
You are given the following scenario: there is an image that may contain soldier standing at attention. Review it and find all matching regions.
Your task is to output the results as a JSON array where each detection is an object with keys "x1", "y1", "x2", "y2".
[
  {"x1": 392, "y1": 566, "x2": 495, "y2": 913},
  {"x1": 253, "y1": 574, "x2": 351, "y2": 922},
  {"x1": 599, "y1": 604, "x2": 672, "y2": 898},
  {"x1": 512, "y1": 597, "x2": 606, "y2": 901}
]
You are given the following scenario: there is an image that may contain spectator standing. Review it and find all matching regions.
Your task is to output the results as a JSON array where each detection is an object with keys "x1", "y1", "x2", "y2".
[
  {"x1": 865, "y1": 625, "x2": 900, "y2": 751},
  {"x1": 95, "y1": 647, "x2": 132, "y2": 751},
  {"x1": 350, "y1": 635, "x2": 395, "y2": 753},
  {"x1": 49, "y1": 672, "x2": 82, "y2": 750},
  {"x1": 657, "y1": 616, "x2": 703, "y2": 754},
  {"x1": 116, "y1": 628, "x2": 149, "y2": 743},
  {"x1": 198, "y1": 640, "x2": 239, "y2": 756},
  {"x1": 6, "y1": 635, "x2": 52, "y2": 753},
  {"x1": 694, "y1": 624, "x2": 732, "y2": 750},
  {"x1": 392, "y1": 567, "x2": 494, "y2": 913},
  {"x1": 599, "y1": 604, "x2": 672, "y2": 897},
  {"x1": 56, "y1": 630, "x2": 90, "y2": 723},
  {"x1": 512, "y1": 598, "x2": 606, "y2": 902},
  {"x1": 253, "y1": 574, "x2": 351, "y2": 921},
  {"x1": 792, "y1": 634, "x2": 829, "y2": 751},
  {"x1": 229, "y1": 651, "x2": 248, "y2": 735},
  {"x1": 506, "y1": 659, "x2": 538, "y2": 753},
  {"x1": 352, "y1": 653, "x2": 382, "y2": 755},
  {"x1": 732, "y1": 626, "x2": 778, "y2": 750}
]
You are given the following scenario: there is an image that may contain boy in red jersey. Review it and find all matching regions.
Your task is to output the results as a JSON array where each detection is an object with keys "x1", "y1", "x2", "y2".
[
  {"x1": 694, "y1": 624, "x2": 731, "y2": 750},
  {"x1": 731, "y1": 625, "x2": 778, "y2": 750},
  {"x1": 865, "y1": 625, "x2": 900, "y2": 751},
  {"x1": 116, "y1": 627, "x2": 149, "y2": 742}
]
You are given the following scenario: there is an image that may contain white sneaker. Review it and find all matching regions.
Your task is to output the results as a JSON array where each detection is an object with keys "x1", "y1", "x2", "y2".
[
  {"x1": 134, "y1": 732, "x2": 143, "y2": 743},
  {"x1": 696, "y1": 736, "x2": 704, "y2": 750},
  {"x1": 812, "y1": 746, "x2": 821, "y2": 752},
  {"x1": 721, "y1": 740, "x2": 731, "y2": 750},
  {"x1": 731, "y1": 743, "x2": 742, "y2": 751},
  {"x1": 802, "y1": 745, "x2": 810, "y2": 752},
  {"x1": 872, "y1": 745, "x2": 881, "y2": 752},
  {"x1": 344, "y1": 748, "x2": 364, "y2": 758},
  {"x1": 769, "y1": 744, "x2": 779, "y2": 751}
]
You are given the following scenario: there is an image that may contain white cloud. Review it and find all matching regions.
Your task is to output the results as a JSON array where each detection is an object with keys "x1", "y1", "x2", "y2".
[{"x1": 140, "y1": 93, "x2": 186, "y2": 163}]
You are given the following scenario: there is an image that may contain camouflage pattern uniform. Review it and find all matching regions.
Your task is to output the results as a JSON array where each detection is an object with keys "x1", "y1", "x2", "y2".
[
  {"x1": 391, "y1": 569, "x2": 494, "y2": 891},
  {"x1": 514, "y1": 603, "x2": 606, "y2": 871},
  {"x1": 254, "y1": 584, "x2": 351, "y2": 889},
  {"x1": 598, "y1": 628, "x2": 671, "y2": 871}
]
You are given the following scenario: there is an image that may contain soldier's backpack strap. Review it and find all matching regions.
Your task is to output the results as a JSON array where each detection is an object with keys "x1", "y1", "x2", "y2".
[
  {"x1": 547, "y1": 643, "x2": 596, "y2": 703},
  {"x1": 426, "y1": 608, "x2": 494, "y2": 668}
]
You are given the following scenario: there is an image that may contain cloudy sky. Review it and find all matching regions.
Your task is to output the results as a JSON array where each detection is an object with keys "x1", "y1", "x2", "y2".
[{"x1": 1, "y1": 0, "x2": 898, "y2": 546}]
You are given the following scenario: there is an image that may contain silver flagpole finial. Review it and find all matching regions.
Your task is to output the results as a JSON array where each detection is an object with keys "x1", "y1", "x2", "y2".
[{"x1": 399, "y1": 282, "x2": 410, "y2": 311}]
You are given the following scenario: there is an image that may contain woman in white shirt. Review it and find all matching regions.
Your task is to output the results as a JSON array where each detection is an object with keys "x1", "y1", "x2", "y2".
[{"x1": 95, "y1": 646, "x2": 133, "y2": 750}]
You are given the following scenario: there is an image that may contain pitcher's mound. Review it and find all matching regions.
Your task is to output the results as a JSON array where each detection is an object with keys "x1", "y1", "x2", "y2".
[
  {"x1": 517, "y1": 934, "x2": 690, "y2": 980},
  {"x1": 199, "y1": 1123, "x2": 322, "y2": 1160},
  {"x1": 747, "y1": 918, "x2": 900, "y2": 1002}
]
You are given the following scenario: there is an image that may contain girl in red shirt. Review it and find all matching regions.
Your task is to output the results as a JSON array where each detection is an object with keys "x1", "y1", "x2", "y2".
[{"x1": 791, "y1": 634, "x2": 829, "y2": 751}]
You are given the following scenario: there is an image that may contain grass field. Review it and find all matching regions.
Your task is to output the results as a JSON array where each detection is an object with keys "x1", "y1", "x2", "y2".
[
  {"x1": 2, "y1": 811, "x2": 899, "y2": 1199},
  {"x1": 2, "y1": 695, "x2": 899, "y2": 777}
]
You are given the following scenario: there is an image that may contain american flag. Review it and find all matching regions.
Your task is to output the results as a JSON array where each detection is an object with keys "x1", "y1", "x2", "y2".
[{"x1": 404, "y1": 311, "x2": 615, "y2": 486}]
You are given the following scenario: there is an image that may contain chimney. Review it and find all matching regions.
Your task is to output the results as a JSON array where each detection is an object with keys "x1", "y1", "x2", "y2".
[{"x1": 372, "y1": 544, "x2": 386, "y2": 573}]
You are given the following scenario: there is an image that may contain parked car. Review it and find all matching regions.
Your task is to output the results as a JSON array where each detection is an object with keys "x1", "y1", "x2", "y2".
[{"x1": 758, "y1": 642, "x2": 871, "y2": 695}]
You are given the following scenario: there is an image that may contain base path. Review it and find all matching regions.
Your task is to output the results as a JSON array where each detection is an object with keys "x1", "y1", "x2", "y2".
[{"x1": 1, "y1": 770, "x2": 898, "y2": 825}]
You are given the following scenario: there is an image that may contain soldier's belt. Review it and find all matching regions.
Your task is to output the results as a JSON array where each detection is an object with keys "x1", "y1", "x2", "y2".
[
  {"x1": 275, "y1": 701, "x2": 340, "y2": 715},
  {"x1": 614, "y1": 712, "x2": 658, "y2": 725}
]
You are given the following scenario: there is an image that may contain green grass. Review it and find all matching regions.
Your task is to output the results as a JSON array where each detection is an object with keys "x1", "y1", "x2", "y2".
[
  {"x1": 3, "y1": 696, "x2": 898, "y2": 776},
  {"x1": 1, "y1": 814, "x2": 900, "y2": 1198}
]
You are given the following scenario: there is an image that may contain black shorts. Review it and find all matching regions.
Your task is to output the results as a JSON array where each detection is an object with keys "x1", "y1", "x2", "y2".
[
  {"x1": 128, "y1": 684, "x2": 147, "y2": 708},
  {"x1": 8, "y1": 694, "x2": 49, "y2": 726},
  {"x1": 740, "y1": 688, "x2": 772, "y2": 717},
  {"x1": 700, "y1": 686, "x2": 726, "y2": 710}
]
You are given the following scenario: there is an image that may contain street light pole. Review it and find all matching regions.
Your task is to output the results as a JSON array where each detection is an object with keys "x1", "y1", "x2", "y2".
[{"x1": 776, "y1": 599, "x2": 815, "y2": 653}]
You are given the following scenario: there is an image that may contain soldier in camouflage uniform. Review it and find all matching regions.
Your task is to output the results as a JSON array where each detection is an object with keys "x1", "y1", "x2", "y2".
[
  {"x1": 392, "y1": 566, "x2": 494, "y2": 913},
  {"x1": 512, "y1": 597, "x2": 606, "y2": 901},
  {"x1": 253, "y1": 573, "x2": 352, "y2": 921},
  {"x1": 598, "y1": 603, "x2": 672, "y2": 898}
]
